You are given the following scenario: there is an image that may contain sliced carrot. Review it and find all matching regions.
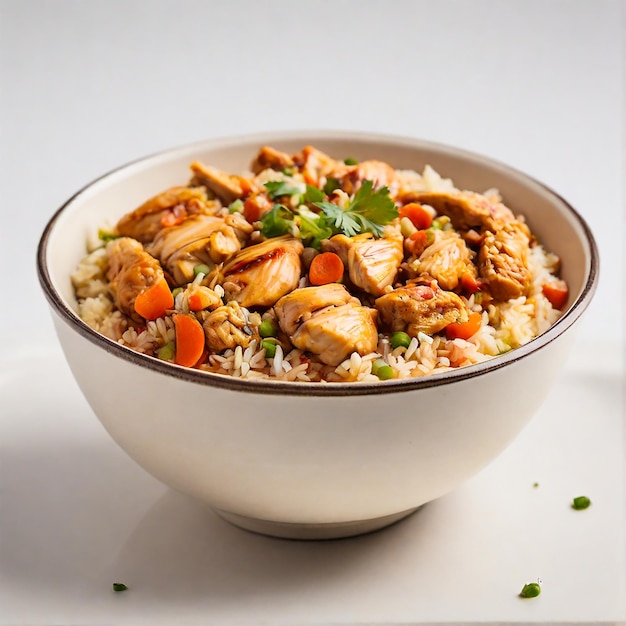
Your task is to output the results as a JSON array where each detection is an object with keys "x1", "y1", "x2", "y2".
[
  {"x1": 542, "y1": 279, "x2": 569, "y2": 309},
  {"x1": 445, "y1": 311, "x2": 482, "y2": 340},
  {"x1": 174, "y1": 314, "x2": 206, "y2": 367},
  {"x1": 188, "y1": 287, "x2": 216, "y2": 312},
  {"x1": 309, "y1": 252, "x2": 345, "y2": 285},
  {"x1": 399, "y1": 203, "x2": 433, "y2": 230},
  {"x1": 134, "y1": 277, "x2": 174, "y2": 320},
  {"x1": 243, "y1": 194, "x2": 271, "y2": 223}
]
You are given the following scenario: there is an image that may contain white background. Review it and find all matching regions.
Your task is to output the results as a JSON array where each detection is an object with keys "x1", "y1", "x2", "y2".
[{"x1": 1, "y1": 1, "x2": 624, "y2": 624}]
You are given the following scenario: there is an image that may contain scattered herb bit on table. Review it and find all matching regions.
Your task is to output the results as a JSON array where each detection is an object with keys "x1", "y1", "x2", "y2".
[
  {"x1": 519, "y1": 582, "x2": 541, "y2": 598},
  {"x1": 113, "y1": 582, "x2": 128, "y2": 592},
  {"x1": 571, "y1": 495, "x2": 591, "y2": 510}
]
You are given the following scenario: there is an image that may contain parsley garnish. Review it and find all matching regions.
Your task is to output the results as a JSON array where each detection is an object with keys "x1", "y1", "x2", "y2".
[
  {"x1": 298, "y1": 206, "x2": 333, "y2": 249},
  {"x1": 302, "y1": 184, "x2": 325, "y2": 204},
  {"x1": 314, "y1": 180, "x2": 398, "y2": 237},
  {"x1": 264, "y1": 180, "x2": 301, "y2": 200},
  {"x1": 113, "y1": 582, "x2": 128, "y2": 592},
  {"x1": 323, "y1": 177, "x2": 341, "y2": 195}
]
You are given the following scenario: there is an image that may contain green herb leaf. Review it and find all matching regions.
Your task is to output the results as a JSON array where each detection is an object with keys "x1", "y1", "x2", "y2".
[
  {"x1": 572, "y1": 496, "x2": 591, "y2": 510},
  {"x1": 297, "y1": 206, "x2": 333, "y2": 249},
  {"x1": 314, "y1": 180, "x2": 398, "y2": 238},
  {"x1": 343, "y1": 157, "x2": 359, "y2": 165},
  {"x1": 302, "y1": 184, "x2": 325, "y2": 204},
  {"x1": 323, "y1": 177, "x2": 341, "y2": 195},
  {"x1": 260, "y1": 204, "x2": 294, "y2": 238},
  {"x1": 264, "y1": 180, "x2": 301, "y2": 200},
  {"x1": 519, "y1": 582, "x2": 541, "y2": 598},
  {"x1": 113, "y1": 582, "x2": 128, "y2": 592}
]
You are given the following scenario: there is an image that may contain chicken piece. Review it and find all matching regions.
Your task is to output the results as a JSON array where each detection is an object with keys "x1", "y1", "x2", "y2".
[
  {"x1": 190, "y1": 162, "x2": 255, "y2": 205},
  {"x1": 375, "y1": 280, "x2": 469, "y2": 336},
  {"x1": 401, "y1": 191, "x2": 517, "y2": 232},
  {"x1": 275, "y1": 284, "x2": 378, "y2": 366},
  {"x1": 478, "y1": 222, "x2": 532, "y2": 300},
  {"x1": 202, "y1": 301, "x2": 253, "y2": 353},
  {"x1": 292, "y1": 145, "x2": 342, "y2": 186},
  {"x1": 106, "y1": 237, "x2": 166, "y2": 323},
  {"x1": 250, "y1": 145, "x2": 294, "y2": 175},
  {"x1": 330, "y1": 160, "x2": 399, "y2": 197},
  {"x1": 412, "y1": 229, "x2": 477, "y2": 291},
  {"x1": 323, "y1": 232, "x2": 403, "y2": 296},
  {"x1": 274, "y1": 283, "x2": 356, "y2": 336},
  {"x1": 147, "y1": 215, "x2": 242, "y2": 286},
  {"x1": 116, "y1": 186, "x2": 213, "y2": 243},
  {"x1": 221, "y1": 236, "x2": 304, "y2": 308}
]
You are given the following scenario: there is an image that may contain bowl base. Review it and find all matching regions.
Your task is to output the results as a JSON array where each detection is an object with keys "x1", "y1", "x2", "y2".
[{"x1": 213, "y1": 506, "x2": 421, "y2": 540}]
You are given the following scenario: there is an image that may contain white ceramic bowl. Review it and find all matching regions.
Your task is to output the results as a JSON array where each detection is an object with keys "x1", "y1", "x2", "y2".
[{"x1": 37, "y1": 131, "x2": 598, "y2": 539}]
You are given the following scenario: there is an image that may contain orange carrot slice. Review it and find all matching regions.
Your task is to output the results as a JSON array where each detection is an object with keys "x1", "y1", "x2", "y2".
[
  {"x1": 399, "y1": 203, "x2": 433, "y2": 230},
  {"x1": 542, "y1": 280, "x2": 568, "y2": 309},
  {"x1": 134, "y1": 277, "x2": 174, "y2": 320},
  {"x1": 309, "y1": 252, "x2": 345, "y2": 285},
  {"x1": 445, "y1": 311, "x2": 482, "y2": 340},
  {"x1": 174, "y1": 314, "x2": 206, "y2": 367}
]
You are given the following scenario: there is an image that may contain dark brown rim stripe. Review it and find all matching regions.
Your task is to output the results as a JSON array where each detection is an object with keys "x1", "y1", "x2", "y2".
[{"x1": 36, "y1": 131, "x2": 599, "y2": 397}]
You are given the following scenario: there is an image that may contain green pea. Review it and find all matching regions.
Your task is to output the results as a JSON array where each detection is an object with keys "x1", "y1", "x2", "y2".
[
  {"x1": 171, "y1": 287, "x2": 183, "y2": 299},
  {"x1": 259, "y1": 319, "x2": 277, "y2": 338},
  {"x1": 390, "y1": 331, "x2": 411, "y2": 349},
  {"x1": 262, "y1": 339, "x2": 277, "y2": 358}
]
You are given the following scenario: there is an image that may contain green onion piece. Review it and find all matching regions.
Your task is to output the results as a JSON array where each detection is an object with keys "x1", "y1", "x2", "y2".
[
  {"x1": 343, "y1": 157, "x2": 358, "y2": 165},
  {"x1": 262, "y1": 339, "x2": 277, "y2": 358},
  {"x1": 259, "y1": 319, "x2": 277, "y2": 338},
  {"x1": 171, "y1": 287, "x2": 183, "y2": 299},
  {"x1": 193, "y1": 264, "x2": 211, "y2": 277},
  {"x1": 323, "y1": 177, "x2": 341, "y2": 195},
  {"x1": 572, "y1": 496, "x2": 591, "y2": 510},
  {"x1": 98, "y1": 229, "x2": 119, "y2": 243},
  {"x1": 372, "y1": 358, "x2": 394, "y2": 380},
  {"x1": 519, "y1": 582, "x2": 541, "y2": 598},
  {"x1": 113, "y1": 583, "x2": 128, "y2": 592},
  {"x1": 228, "y1": 199, "x2": 244, "y2": 213},
  {"x1": 157, "y1": 341, "x2": 175, "y2": 361},
  {"x1": 282, "y1": 167, "x2": 294, "y2": 176},
  {"x1": 390, "y1": 331, "x2": 411, "y2": 349}
]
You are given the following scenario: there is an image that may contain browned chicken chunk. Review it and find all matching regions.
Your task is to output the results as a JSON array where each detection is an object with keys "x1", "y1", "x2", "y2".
[
  {"x1": 202, "y1": 301, "x2": 253, "y2": 353},
  {"x1": 106, "y1": 237, "x2": 165, "y2": 323},
  {"x1": 411, "y1": 230, "x2": 477, "y2": 291},
  {"x1": 479, "y1": 222, "x2": 532, "y2": 300},
  {"x1": 275, "y1": 284, "x2": 378, "y2": 366},
  {"x1": 147, "y1": 215, "x2": 243, "y2": 286},
  {"x1": 292, "y1": 145, "x2": 342, "y2": 186},
  {"x1": 250, "y1": 145, "x2": 294, "y2": 175},
  {"x1": 323, "y1": 232, "x2": 403, "y2": 296},
  {"x1": 116, "y1": 186, "x2": 213, "y2": 243},
  {"x1": 402, "y1": 191, "x2": 516, "y2": 231},
  {"x1": 190, "y1": 162, "x2": 254, "y2": 204},
  {"x1": 330, "y1": 160, "x2": 399, "y2": 196},
  {"x1": 375, "y1": 281, "x2": 469, "y2": 336},
  {"x1": 221, "y1": 236, "x2": 304, "y2": 308}
]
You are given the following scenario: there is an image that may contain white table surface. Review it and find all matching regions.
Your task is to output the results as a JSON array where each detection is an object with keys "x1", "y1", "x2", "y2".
[{"x1": 1, "y1": 1, "x2": 624, "y2": 624}]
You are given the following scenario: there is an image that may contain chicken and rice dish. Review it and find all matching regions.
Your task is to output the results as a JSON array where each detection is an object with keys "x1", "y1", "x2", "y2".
[{"x1": 72, "y1": 145, "x2": 569, "y2": 383}]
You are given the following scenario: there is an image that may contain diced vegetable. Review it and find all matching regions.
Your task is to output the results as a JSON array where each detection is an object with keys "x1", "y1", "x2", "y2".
[
  {"x1": 134, "y1": 278, "x2": 174, "y2": 320},
  {"x1": 390, "y1": 331, "x2": 411, "y2": 349},
  {"x1": 542, "y1": 279, "x2": 568, "y2": 309},
  {"x1": 460, "y1": 272, "x2": 482, "y2": 295},
  {"x1": 188, "y1": 289, "x2": 214, "y2": 311},
  {"x1": 193, "y1": 264, "x2": 211, "y2": 277},
  {"x1": 173, "y1": 314, "x2": 205, "y2": 367},
  {"x1": 113, "y1": 583, "x2": 128, "y2": 592},
  {"x1": 308, "y1": 252, "x2": 345, "y2": 285},
  {"x1": 260, "y1": 204, "x2": 294, "y2": 237},
  {"x1": 399, "y1": 203, "x2": 433, "y2": 230},
  {"x1": 445, "y1": 312, "x2": 482, "y2": 340},
  {"x1": 323, "y1": 177, "x2": 341, "y2": 195},
  {"x1": 372, "y1": 358, "x2": 394, "y2": 380},
  {"x1": 228, "y1": 199, "x2": 244, "y2": 213},
  {"x1": 157, "y1": 341, "x2": 175, "y2": 361},
  {"x1": 262, "y1": 339, "x2": 277, "y2": 358},
  {"x1": 405, "y1": 229, "x2": 430, "y2": 256},
  {"x1": 160, "y1": 206, "x2": 187, "y2": 228},
  {"x1": 343, "y1": 157, "x2": 358, "y2": 165}
]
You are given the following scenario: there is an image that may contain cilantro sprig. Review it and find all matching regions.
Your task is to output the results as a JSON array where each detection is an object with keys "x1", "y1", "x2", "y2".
[{"x1": 314, "y1": 180, "x2": 398, "y2": 237}]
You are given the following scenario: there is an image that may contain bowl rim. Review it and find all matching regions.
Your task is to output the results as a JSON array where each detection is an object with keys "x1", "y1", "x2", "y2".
[{"x1": 36, "y1": 129, "x2": 599, "y2": 397}]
